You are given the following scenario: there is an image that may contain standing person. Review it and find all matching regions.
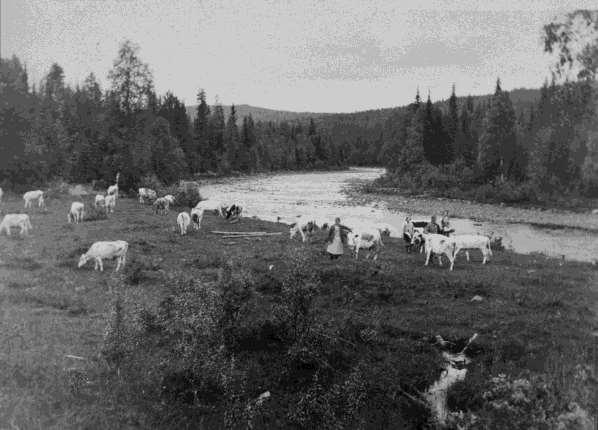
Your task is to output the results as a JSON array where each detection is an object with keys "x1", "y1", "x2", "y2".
[
  {"x1": 403, "y1": 214, "x2": 415, "y2": 253},
  {"x1": 326, "y1": 217, "x2": 351, "y2": 260},
  {"x1": 440, "y1": 210, "x2": 453, "y2": 236},
  {"x1": 425, "y1": 215, "x2": 441, "y2": 234}
]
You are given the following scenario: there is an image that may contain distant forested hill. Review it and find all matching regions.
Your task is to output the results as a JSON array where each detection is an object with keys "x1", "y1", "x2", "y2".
[
  {"x1": 186, "y1": 88, "x2": 541, "y2": 126},
  {"x1": 185, "y1": 104, "x2": 333, "y2": 124}
]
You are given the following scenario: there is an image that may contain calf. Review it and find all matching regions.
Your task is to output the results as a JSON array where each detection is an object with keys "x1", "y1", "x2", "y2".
[
  {"x1": 78, "y1": 240, "x2": 128, "y2": 272},
  {"x1": 94, "y1": 194, "x2": 105, "y2": 208},
  {"x1": 23, "y1": 190, "x2": 45, "y2": 210},
  {"x1": 452, "y1": 234, "x2": 492, "y2": 266},
  {"x1": 190, "y1": 206, "x2": 204, "y2": 230},
  {"x1": 68, "y1": 202, "x2": 85, "y2": 224},
  {"x1": 422, "y1": 233, "x2": 456, "y2": 271},
  {"x1": 0, "y1": 214, "x2": 32, "y2": 236},
  {"x1": 153, "y1": 197, "x2": 169, "y2": 215},
  {"x1": 194, "y1": 199, "x2": 222, "y2": 215},
  {"x1": 138, "y1": 188, "x2": 157, "y2": 204},
  {"x1": 104, "y1": 194, "x2": 116, "y2": 213},
  {"x1": 177, "y1": 211, "x2": 191, "y2": 235},
  {"x1": 348, "y1": 229, "x2": 385, "y2": 260},
  {"x1": 289, "y1": 220, "x2": 318, "y2": 242}
]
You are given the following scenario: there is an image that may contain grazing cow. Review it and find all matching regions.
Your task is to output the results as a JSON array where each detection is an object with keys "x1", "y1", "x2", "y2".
[
  {"x1": 94, "y1": 194, "x2": 105, "y2": 208},
  {"x1": 163, "y1": 194, "x2": 176, "y2": 206},
  {"x1": 107, "y1": 172, "x2": 120, "y2": 199},
  {"x1": 221, "y1": 203, "x2": 243, "y2": 220},
  {"x1": 138, "y1": 188, "x2": 157, "y2": 204},
  {"x1": 190, "y1": 206, "x2": 204, "y2": 230},
  {"x1": 452, "y1": 234, "x2": 492, "y2": 265},
  {"x1": 23, "y1": 190, "x2": 45, "y2": 210},
  {"x1": 0, "y1": 214, "x2": 32, "y2": 236},
  {"x1": 153, "y1": 197, "x2": 169, "y2": 215},
  {"x1": 193, "y1": 199, "x2": 222, "y2": 215},
  {"x1": 104, "y1": 194, "x2": 116, "y2": 213},
  {"x1": 348, "y1": 229, "x2": 385, "y2": 260},
  {"x1": 78, "y1": 240, "x2": 128, "y2": 272},
  {"x1": 289, "y1": 220, "x2": 318, "y2": 242},
  {"x1": 68, "y1": 202, "x2": 85, "y2": 224},
  {"x1": 177, "y1": 211, "x2": 191, "y2": 235},
  {"x1": 422, "y1": 233, "x2": 456, "y2": 271},
  {"x1": 411, "y1": 228, "x2": 426, "y2": 253}
]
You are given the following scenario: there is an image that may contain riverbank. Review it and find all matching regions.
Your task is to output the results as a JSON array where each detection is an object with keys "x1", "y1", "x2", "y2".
[
  {"x1": 345, "y1": 179, "x2": 598, "y2": 232},
  {"x1": 0, "y1": 194, "x2": 596, "y2": 428}
]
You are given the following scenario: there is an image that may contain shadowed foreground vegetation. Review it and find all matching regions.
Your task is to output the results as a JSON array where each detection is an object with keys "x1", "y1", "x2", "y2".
[{"x1": 0, "y1": 192, "x2": 597, "y2": 428}]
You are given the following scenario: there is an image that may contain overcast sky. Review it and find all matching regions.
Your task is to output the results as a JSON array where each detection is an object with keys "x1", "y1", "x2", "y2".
[{"x1": 1, "y1": 0, "x2": 595, "y2": 112}]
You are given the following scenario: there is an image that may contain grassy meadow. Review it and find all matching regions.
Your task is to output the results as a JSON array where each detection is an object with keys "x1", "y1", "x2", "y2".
[{"x1": 0, "y1": 191, "x2": 597, "y2": 428}]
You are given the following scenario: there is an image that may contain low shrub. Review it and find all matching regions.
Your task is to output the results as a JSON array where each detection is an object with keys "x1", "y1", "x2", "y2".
[
  {"x1": 174, "y1": 181, "x2": 203, "y2": 208},
  {"x1": 84, "y1": 204, "x2": 107, "y2": 222}
]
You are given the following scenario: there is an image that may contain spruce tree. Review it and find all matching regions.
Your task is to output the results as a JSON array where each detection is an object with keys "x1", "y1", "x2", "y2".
[
  {"x1": 224, "y1": 104, "x2": 239, "y2": 171},
  {"x1": 193, "y1": 89, "x2": 211, "y2": 172},
  {"x1": 477, "y1": 79, "x2": 517, "y2": 181},
  {"x1": 445, "y1": 84, "x2": 458, "y2": 163}
]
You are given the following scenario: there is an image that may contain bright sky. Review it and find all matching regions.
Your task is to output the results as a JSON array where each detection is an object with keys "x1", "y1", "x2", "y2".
[{"x1": 1, "y1": 0, "x2": 596, "y2": 112}]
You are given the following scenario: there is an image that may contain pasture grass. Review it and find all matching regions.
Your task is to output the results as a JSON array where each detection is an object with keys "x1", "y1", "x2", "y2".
[{"x1": 0, "y1": 193, "x2": 596, "y2": 428}]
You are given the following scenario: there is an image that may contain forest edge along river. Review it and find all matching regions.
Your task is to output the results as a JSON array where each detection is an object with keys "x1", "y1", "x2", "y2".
[{"x1": 200, "y1": 167, "x2": 598, "y2": 263}]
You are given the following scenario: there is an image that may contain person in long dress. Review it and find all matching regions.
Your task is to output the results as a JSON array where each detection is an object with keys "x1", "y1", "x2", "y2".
[
  {"x1": 440, "y1": 210, "x2": 454, "y2": 236},
  {"x1": 326, "y1": 217, "x2": 351, "y2": 260},
  {"x1": 403, "y1": 214, "x2": 415, "y2": 253}
]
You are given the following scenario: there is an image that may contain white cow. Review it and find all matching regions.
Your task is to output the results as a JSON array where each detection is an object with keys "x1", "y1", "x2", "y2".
[
  {"x1": 452, "y1": 234, "x2": 493, "y2": 265},
  {"x1": 177, "y1": 211, "x2": 191, "y2": 235},
  {"x1": 163, "y1": 194, "x2": 176, "y2": 206},
  {"x1": 94, "y1": 194, "x2": 105, "y2": 208},
  {"x1": 138, "y1": 188, "x2": 157, "y2": 204},
  {"x1": 348, "y1": 229, "x2": 385, "y2": 260},
  {"x1": 194, "y1": 199, "x2": 223, "y2": 215},
  {"x1": 0, "y1": 214, "x2": 32, "y2": 236},
  {"x1": 104, "y1": 194, "x2": 116, "y2": 213},
  {"x1": 23, "y1": 190, "x2": 45, "y2": 210},
  {"x1": 107, "y1": 172, "x2": 120, "y2": 199},
  {"x1": 153, "y1": 197, "x2": 169, "y2": 215},
  {"x1": 289, "y1": 220, "x2": 318, "y2": 242},
  {"x1": 422, "y1": 233, "x2": 456, "y2": 271},
  {"x1": 78, "y1": 240, "x2": 128, "y2": 272},
  {"x1": 190, "y1": 206, "x2": 204, "y2": 230},
  {"x1": 68, "y1": 202, "x2": 85, "y2": 224}
]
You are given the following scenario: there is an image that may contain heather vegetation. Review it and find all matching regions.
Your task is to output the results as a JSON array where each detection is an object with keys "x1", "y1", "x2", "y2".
[{"x1": 0, "y1": 194, "x2": 596, "y2": 428}]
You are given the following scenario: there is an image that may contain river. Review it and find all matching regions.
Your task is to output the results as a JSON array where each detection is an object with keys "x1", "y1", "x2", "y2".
[{"x1": 200, "y1": 167, "x2": 598, "y2": 263}]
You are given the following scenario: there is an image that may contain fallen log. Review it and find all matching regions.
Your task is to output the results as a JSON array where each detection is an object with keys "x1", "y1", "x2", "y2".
[
  {"x1": 211, "y1": 230, "x2": 268, "y2": 235},
  {"x1": 220, "y1": 233, "x2": 282, "y2": 238},
  {"x1": 222, "y1": 235, "x2": 263, "y2": 239}
]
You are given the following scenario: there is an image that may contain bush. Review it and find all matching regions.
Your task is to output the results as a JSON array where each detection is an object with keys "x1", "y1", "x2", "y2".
[
  {"x1": 447, "y1": 372, "x2": 596, "y2": 430},
  {"x1": 174, "y1": 181, "x2": 203, "y2": 208}
]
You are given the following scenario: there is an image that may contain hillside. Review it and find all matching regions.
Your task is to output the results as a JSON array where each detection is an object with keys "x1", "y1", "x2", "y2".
[
  {"x1": 185, "y1": 103, "x2": 333, "y2": 124},
  {"x1": 185, "y1": 87, "x2": 541, "y2": 126}
]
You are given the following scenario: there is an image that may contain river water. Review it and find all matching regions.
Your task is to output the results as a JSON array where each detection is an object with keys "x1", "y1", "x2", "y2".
[{"x1": 201, "y1": 167, "x2": 597, "y2": 263}]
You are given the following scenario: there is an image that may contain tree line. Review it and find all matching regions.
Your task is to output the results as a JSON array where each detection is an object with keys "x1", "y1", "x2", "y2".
[
  {"x1": 0, "y1": 41, "x2": 347, "y2": 192},
  {"x1": 363, "y1": 10, "x2": 598, "y2": 204}
]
